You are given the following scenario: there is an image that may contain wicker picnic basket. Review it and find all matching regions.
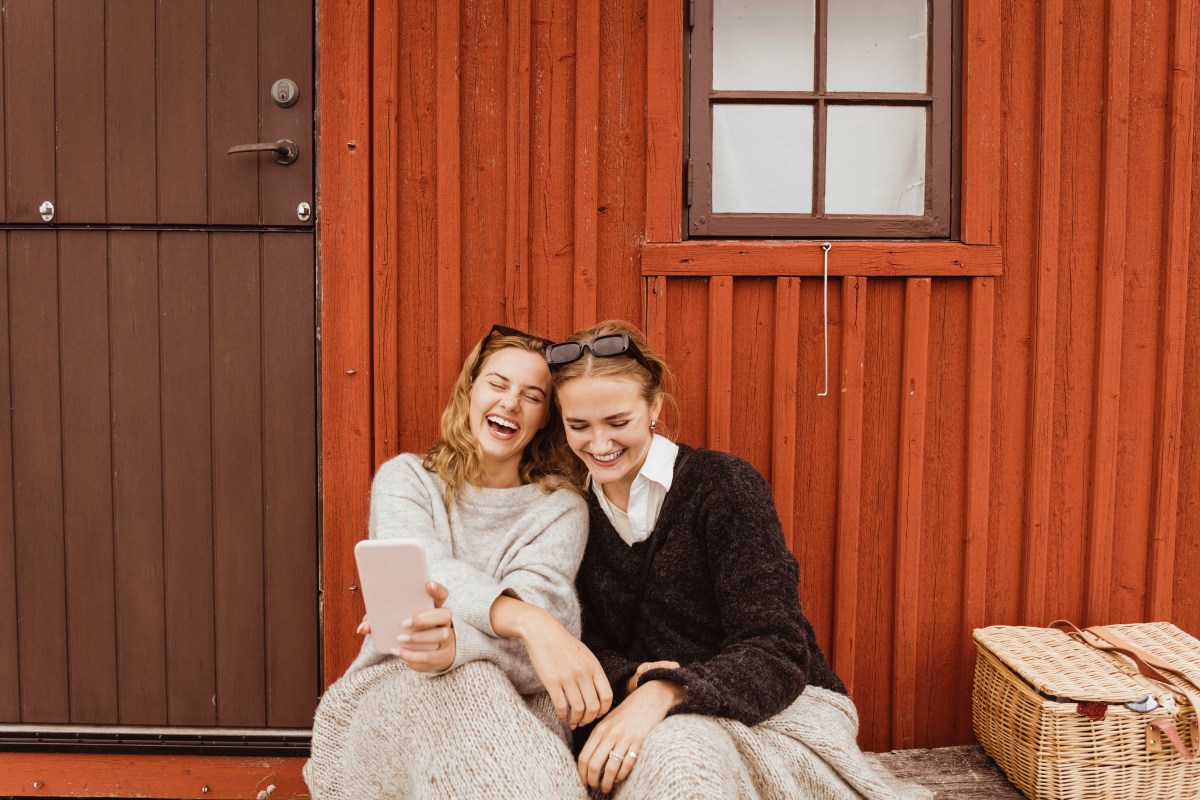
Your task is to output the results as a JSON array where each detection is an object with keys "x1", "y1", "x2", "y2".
[{"x1": 972, "y1": 621, "x2": 1200, "y2": 800}]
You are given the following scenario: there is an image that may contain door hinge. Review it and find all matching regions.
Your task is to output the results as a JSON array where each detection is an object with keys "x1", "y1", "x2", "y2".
[
  {"x1": 688, "y1": 0, "x2": 695, "y2": 28},
  {"x1": 686, "y1": 158, "x2": 694, "y2": 207}
]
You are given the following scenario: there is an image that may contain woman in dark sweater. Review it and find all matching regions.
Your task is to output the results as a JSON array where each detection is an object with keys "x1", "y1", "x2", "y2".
[{"x1": 545, "y1": 321, "x2": 894, "y2": 800}]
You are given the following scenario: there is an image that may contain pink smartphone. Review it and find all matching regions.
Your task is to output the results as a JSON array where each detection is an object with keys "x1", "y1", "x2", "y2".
[{"x1": 354, "y1": 538, "x2": 437, "y2": 654}]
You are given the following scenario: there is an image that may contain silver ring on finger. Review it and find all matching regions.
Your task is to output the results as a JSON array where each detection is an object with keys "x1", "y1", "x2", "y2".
[
  {"x1": 608, "y1": 750, "x2": 624, "y2": 762},
  {"x1": 624, "y1": 750, "x2": 638, "y2": 760}
]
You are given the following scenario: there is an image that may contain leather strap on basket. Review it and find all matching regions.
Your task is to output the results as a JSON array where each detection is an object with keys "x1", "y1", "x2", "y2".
[{"x1": 1049, "y1": 620, "x2": 1199, "y2": 760}]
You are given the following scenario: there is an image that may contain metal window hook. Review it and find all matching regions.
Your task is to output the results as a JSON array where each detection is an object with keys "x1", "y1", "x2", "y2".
[{"x1": 818, "y1": 242, "x2": 831, "y2": 397}]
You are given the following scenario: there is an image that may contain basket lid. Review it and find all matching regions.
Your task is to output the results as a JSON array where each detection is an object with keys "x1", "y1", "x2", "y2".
[{"x1": 974, "y1": 625, "x2": 1153, "y2": 703}]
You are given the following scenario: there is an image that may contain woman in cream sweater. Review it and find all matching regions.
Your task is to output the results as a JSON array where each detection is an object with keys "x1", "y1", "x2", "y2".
[{"x1": 304, "y1": 325, "x2": 607, "y2": 800}]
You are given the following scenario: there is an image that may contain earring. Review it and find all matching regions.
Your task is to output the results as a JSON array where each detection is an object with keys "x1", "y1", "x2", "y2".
[{"x1": 650, "y1": 419, "x2": 658, "y2": 431}]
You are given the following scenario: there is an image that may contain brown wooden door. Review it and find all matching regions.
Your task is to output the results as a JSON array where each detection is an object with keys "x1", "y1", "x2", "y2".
[{"x1": 0, "y1": 2, "x2": 318, "y2": 730}]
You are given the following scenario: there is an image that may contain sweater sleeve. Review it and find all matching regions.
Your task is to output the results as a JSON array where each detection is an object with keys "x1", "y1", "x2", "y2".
[
  {"x1": 579, "y1": 604, "x2": 640, "y2": 699},
  {"x1": 636, "y1": 455, "x2": 814, "y2": 725},
  {"x1": 367, "y1": 457, "x2": 508, "y2": 637}
]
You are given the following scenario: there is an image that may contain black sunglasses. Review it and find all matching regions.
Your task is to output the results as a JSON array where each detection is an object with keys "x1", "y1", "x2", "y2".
[
  {"x1": 544, "y1": 333, "x2": 658, "y2": 379},
  {"x1": 483, "y1": 324, "x2": 554, "y2": 350}
]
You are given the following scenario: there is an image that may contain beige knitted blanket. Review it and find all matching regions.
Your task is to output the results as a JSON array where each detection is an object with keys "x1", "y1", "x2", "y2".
[
  {"x1": 607, "y1": 685, "x2": 934, "y2": 800},
  {"x1": 305, "y1": 657, "x2": 929, "y2": 800},
  {"x1": 303, "y1": 659, "x2": 587, "y2": 799}
]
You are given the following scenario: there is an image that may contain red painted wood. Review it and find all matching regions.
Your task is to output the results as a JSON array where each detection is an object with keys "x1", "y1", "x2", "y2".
[
  {"x1": 1085, "y1": 0, "x2": 1132, "y2": 625},
  {"x1": 106, "y1": 0, "x2": 157, "y2": 223},
  {"x1": 436, "y1": 2, "x2": 463, "y2": 393},
  {"x1": 641, "y1": 242, "x2": 1003, "y2": 277},
  {"x1": 574, "y1": 0, "x2": 600, "y2": 330},
  {"x1": 0, "y1": 753, "x2": 308, "y2": 799},
  {"x1": 833, "y1": 276, "x2": 866, "y2": 696},
  {"x1": 644, "y1": 0, "x2": 683, "y2": 242},
  {"x1": 706, "y1": 277, "x2": 734, "y2": 451},
  {"x1": 3, "y1": 0, "x2": 54, "y2": 223},
  {"x1": 771, "y1": 278, "x2": 801, "y2": 551},
  {"x1": 1148, "y1": 0, "x2": 1197, "y2": 620},
  {"x1": 155, "y1": 0, "x2": 207, "y2": 224},
  {"x1": 1021, "y1": 0, "x2": 1063, "y2": 627},
  {"x1": 207, "y1": 0, "x2": 259, "y2": 225},
  {"x1": 505, "y1": 0, "x2": 533, "y2": 330},
  {"x1": 319, "y1": 0, "x2": 374, "y2": 685},
  {"x1": 962, "y1": 278, "x2": 995, "y2": 726},
  {"x1": 961, "y1": 0, "x2": 1003, "y2": 244},
  {"x1": 892, "y1": 278, "x2": 931, "y2": 750}
]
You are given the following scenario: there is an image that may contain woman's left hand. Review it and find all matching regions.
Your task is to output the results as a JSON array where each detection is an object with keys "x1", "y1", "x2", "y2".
[
  {"x1": 390, "y1": 581, "x2": 456, "y2": 673},
  {"x1": 577, "y1": 679, "x2": 686, "y2": 792}
]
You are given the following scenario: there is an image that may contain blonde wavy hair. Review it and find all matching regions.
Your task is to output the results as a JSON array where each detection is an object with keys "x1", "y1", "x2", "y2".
[
  {"x1": 547, "y1": 320, "x2": 678, "y2": 442},
  {"x1": 423, "y1": 329, "x2": 581, "y2": 510}
]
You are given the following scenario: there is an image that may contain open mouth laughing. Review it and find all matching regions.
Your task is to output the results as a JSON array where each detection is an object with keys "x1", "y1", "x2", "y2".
[
  {"x1": 588, "y1": 448, "x2": 626, "y2": 466},
  {"x1": 486, "y1": 414, "x2": 520, "y2": 440}
]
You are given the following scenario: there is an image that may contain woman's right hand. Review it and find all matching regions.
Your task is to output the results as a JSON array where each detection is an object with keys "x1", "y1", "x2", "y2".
[
  {"x1": 489, "y1": 595, "x2": 612, "y2": 727},
  {"x1": 511, "y1": 604, "x2": 612, "y2": 728}
]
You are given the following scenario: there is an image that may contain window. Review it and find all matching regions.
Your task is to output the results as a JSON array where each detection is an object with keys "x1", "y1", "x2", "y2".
[{"x1": 687, "y1": 0, "x2": 956, "y2": 238}]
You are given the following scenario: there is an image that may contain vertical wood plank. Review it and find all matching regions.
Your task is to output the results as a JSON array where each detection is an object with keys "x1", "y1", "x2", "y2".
[
  {"x1": 1022, "y1": 0, "x2": 1064, "y2": 627},
  {"x1": 0, "y1": 235, "x2": 16, "y2": 719},
  {"x1": 156, "y1": 0, "x2": 207, "y2": 224},
  {"x1": 3, "y1": 0, "x2": 54, "y2": 222},
  {"x1": 262, "y1": 235, "x2": 318, "y2": 727},
  {"x1": 961, "y1": 0, "x2": 1002, "y2": 243},
  {"x1": 159, "y1": 233, "x2": 215, "y2": 725},
  {"x1": 1086, "y1": 0, "x2": 1132, "y2": 625},
  {"x1": 573, "y1": 0, "x2": 600, "y2": 330},
  {"x1": 109, "y1": 232, "x2": 166, "y2": 723},
  {"x1": 9, "y1": 232, "x2": 68, "y2": 721},
  {"x1": 106, "y1": 0, "x2": 157, "y2": 223},
  {"x1": 529, "y1": 0, "x2": 577, "y2": 341},
  {"x1": 1147, "y1": 0, "x2": 1196, "y2": 620},
  {"x1": 319, "y1": 0, "x2": 373, "y2": 682},
  {"x1": 208, "y1": 0, "x2": 259, "y2": 225},
  {"x1": 730, "y1": 280, "x2": 775, "y2": 475},
  {"x1": 0, "y1": 9, "x2": 7, "y2": 217},
  {"x1": 56, "y1": 1, "x2": 107, "y2": 222},
  {"x1": 59, "y1": 232, "x2": 118, "y2": 723},
  {"x1": 645, "y1": 275, "x2": 668, "y2": 352},
  {"x1": 771, "y1": 278, "x2": 801, "y2": 551},
  {"x1": 833, "y1": 276, "x2": 866, "y2": 694},
  {"x1": 644, "y1": 0, "x2": 683, "y2": 242},
  {"x1": 372, "y1": 0, "x2": 401, "y2": 461},
  {"x1": 437, "y1": 0, "x2": 463, "y2": 390},
  {"x1": 258, "y1": 0, "x2": 314, "y2": 227},
  {"x1": 962, "y1": 278, "x2": 994, "y2": 671},
  {"x1": 892, "y1": 277, "x2": 931, "y2": 750},
  {"x1": 211, "y1": 233, "x2": 265, "y2": 726},
  {"x1": 706, "y1": 277, "x2": 733, "y2": 451},
  {"x1": 505, "y1": 0, "x2": 533, "y2": 330}
]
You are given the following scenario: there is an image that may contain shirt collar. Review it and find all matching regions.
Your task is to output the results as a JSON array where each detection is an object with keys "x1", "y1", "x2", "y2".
[{"x1": 584, "y1": 434, "x2": 679, "y2": 493}]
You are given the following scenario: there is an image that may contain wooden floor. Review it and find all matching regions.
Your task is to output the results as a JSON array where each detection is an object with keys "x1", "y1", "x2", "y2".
[{"x1": 871, "y1": 746, "x2": 1025, "y2": 799}]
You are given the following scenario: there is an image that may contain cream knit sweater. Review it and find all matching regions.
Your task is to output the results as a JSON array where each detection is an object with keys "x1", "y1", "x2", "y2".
[{"x1": 347, "y1": 453, "x2": 588, "y2": 694}]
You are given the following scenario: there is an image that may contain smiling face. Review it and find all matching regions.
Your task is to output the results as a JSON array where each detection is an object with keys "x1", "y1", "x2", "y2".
[
  {"x1": 467, "y1": 347, "x2": 552, "y2": 483},
  {"x1": 556, "y1": 374, "x2": 664, "y2": 503}
]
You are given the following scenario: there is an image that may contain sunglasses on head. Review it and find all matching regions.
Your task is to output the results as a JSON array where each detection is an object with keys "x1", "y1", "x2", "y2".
[
  {"x1": 544, "y1": 333, "x2": 658, "y2": 379},
  {"x1": 483, "y1": 324, "x2": 555, "y2": 350}
]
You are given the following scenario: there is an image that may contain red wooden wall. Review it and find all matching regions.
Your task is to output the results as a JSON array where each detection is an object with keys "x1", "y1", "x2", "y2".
[{"x1": 319, "y1": 0, "x2": 1200, "y2": 753}]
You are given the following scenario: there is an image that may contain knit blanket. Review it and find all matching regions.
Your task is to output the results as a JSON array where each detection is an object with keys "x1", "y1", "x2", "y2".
[
  {"x1": 303, "y1": 658, "x2": 587, "y2": 799},
  {"x1": 605, "y1": 686, "x2": 934, "y2": 800}
]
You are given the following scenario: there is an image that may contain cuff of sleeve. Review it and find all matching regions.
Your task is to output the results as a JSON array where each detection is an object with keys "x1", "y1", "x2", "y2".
[
  {"x1": 441, "y1": 578, "x2": 506, "y2": 637},
  {"x1": 638, "y1": 667, "x2": 701, "y2": 712},
  {"x1": 442, "y1": 622, "x2": 491, "y2": 674}
]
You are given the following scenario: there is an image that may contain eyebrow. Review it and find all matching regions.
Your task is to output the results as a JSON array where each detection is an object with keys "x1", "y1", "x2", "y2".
[
  {"x1": 564, "y1": 411, "x2": 633, "y2": 424},
  {"x1": 483, "y1": 372, "x2": 547, "y2": 397}
]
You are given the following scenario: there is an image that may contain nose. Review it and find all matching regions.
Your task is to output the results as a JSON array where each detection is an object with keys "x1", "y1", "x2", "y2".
[
  {"x1": 499, "y1": 388, "x2": 522, "y2": 411},
  {"x1": 588, "y1": 428, "x2": 612, "y2": 453}
]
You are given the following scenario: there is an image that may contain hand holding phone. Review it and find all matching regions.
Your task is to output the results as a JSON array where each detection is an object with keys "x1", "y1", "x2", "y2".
[{"x1": 354, "y1": 539, "x2": 438, "y2": 655}]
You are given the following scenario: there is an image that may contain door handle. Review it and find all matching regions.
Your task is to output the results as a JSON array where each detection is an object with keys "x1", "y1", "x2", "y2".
[{"x1": 226, "y1": 139, "x2": 299, "y2": 165}]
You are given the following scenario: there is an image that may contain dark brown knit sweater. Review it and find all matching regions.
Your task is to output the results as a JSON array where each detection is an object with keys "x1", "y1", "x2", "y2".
[{"x1": 577, "y1": 445, "x2": 846, "y2": 727}]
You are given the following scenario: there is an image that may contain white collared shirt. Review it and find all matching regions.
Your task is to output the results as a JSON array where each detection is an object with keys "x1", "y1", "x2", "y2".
[{"x1": 591, "y1": 434, "x2": 679, "y2": 546}]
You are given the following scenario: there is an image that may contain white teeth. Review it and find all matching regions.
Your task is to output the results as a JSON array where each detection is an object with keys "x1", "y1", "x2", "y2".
[
  {"x1": 487, "y1": 415, "x2": 519, "y2": 431},
  {"x1": 592, "y1": 449, "x2": 624, "y2": 463}
]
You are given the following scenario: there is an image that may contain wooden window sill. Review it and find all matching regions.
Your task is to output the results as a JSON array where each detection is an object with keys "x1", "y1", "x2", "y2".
[{"x1": 640, "y1": 240, "x2": 1003, "y2": 278}]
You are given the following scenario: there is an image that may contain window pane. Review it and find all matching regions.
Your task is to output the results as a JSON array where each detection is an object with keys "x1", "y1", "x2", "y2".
[
  {"x1": 825, "y1": 105, "x2": 925, "y2": 215},
  {"x1": 713, "y1": 104, "x2": 813, "y2": 213},
  {"x1": 713, "y1": 0, "x2": 815, "y2": 91},
  {"x1": 827, "y1": 0, "x2": 927, "y2": 93}
]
